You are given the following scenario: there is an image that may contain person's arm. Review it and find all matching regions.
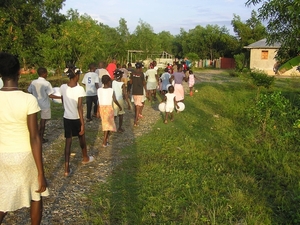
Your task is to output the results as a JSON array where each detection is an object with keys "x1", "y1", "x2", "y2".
[
  {"x1": 49, "y1": 94, "x2": 61, "y2": 99},
  {"x1": 169, "y1": 75, "x2": 174, "y2": 84},
  {"x1": 27, "y1": 113, "x2": 47, "y2": 193},
  {"x1": 142, "y1": 74, "x2": 147, "y2": 92},
  {"x1": 174, "y1": 96, "x2": 179, "y2": 109},
  {"x1": 95, "y1": 82, "x2": 99, "y2": 89},
  {"x1": 77, "y1": 97, "x2": 85, "y2": 135},
  {"x1": 122, "y1": 83, "x2": 131, "y2": 110},
  {"x1": 183, "y1": 74, "x2": 188, "y2": 82},
  {"x1": 112, "y1": 92, "x2": 122, "y2": 111}
]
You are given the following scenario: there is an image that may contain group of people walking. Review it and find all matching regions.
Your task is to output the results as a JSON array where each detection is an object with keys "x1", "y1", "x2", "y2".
[{"x1": 0, "y1": 52, "x2": 196, "y2": 224}]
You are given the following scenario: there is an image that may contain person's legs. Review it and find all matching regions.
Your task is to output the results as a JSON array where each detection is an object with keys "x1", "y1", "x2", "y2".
[
  {"x1": 86, "y1": 96, "x2": 92, "y2": 120},
  {"x1": 147, "y1": 90, "x2": 152, "y2": 102},
  {"x1": 103, "y1": 131, "x2": 110, "y2": 146},
  {"x1": 92, "y1": 95, "x2": 98, "y2": 116},
  {"x1": 64, "y1": 137, "x2": 72, "y2": 175},
  {"x1": 39, "y1": 118, "x2": 47, "y2": 142},
  {"x1": 0, "y1": 212, "x2": 7, "y2": 224},
  {"x1": 170, "y1": 112, "x2": 174, "y2": 121},
  {"x1": 78, "y1": 134, "x2": 89, "y2": 161},
  {"x1": 118, "y1": 114, "x2": 124, "y2": 132},
  {"x1": 165, "y1": 112, "x2": 169, "y2": 123},
  {"x1": 189, "y1": 86, "x2": 193, "y2": 96},
  {"x1": 152, "y1": 89, "x2": 157, "y2": 100},
  {"x1": 134, "y1": 105, "x2": 141, "y2": 126},
  {"x1": 30, "y1": 199, "x2": 43, "y2": 225}
]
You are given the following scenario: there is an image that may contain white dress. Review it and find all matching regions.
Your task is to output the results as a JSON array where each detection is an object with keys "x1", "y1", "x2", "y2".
[{"x1": 0, "y1": 90, "x2": 49, "y2": 212}]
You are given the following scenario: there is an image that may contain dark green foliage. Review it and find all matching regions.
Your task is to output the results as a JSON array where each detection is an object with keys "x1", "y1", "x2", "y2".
[
  {"x1": 246, "y1": 0, "x2": 300, "y2": 60},
  {"x1": 228, "y1": 69, "x2": 239, "y2": 77},
  {"x1": 250, "y1": 70, "x2": 275, "y2": 89}
]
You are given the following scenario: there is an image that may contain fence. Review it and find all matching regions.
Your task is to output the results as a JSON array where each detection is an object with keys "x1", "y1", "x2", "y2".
[{"x1": 194, "y1": 58, "x2": 235, "y2": 69}]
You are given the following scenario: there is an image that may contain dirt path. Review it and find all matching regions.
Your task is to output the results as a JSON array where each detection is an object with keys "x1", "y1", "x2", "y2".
[{"x1": 3, "y1": 70, "x2": 225, "y2": 225}]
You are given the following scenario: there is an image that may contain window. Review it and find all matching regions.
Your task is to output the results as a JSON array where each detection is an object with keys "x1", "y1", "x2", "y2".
[{"x1": 261, "y1": 50, "x2": 268, "y2": 60}]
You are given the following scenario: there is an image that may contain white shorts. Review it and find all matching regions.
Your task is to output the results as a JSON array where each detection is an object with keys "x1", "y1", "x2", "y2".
[{"x1": 41, "y1": 108, "x2": 51, "y2": 119}]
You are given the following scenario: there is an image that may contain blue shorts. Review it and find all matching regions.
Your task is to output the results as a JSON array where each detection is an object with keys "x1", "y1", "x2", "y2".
[{"x1": 63, "y1": 118, "x2": 81, "y2": 138}]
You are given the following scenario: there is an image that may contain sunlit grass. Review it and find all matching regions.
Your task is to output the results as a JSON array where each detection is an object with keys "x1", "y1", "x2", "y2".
[{"x1": 84, "y1": 77, "x2": 300, "y2": 224}]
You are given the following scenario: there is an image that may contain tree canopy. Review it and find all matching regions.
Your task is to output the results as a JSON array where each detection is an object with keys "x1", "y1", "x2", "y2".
[
  {"x1": 246, "y1": 0, "x2": 300, "y2": 60},
  {"x1": 0, "y1": 1, "x2": 271, "y2": 71}
]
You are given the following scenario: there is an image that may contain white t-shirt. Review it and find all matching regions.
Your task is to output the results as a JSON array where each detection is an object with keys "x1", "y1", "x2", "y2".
[
  {"x1": 27, "y1": 77, "x2": 54, "y2": 110},
  {"x1": 97, "y1": 88, "x2": 113, "y2": 106},
  {"x1": 145, "y1": 69, "x2": 157, "y2": 82},
  {"x1": 112, "y1": 80, "x2": 124, "y2": 101},
  {"x1": 0, "y1": 91, "x2": 40, "y2": 153},
  {"x1": 81, "y1": 72, "x2": 99, "y2": 96},
  {"x1": 95, "y1": 68, "x2": 109, "y2": 87},
  {"x1": 60, "y1": 83, "x2": 86, "y2": 119},
  {"x1": 0, "y1": 78, "x2": 3, "y2": 89}
]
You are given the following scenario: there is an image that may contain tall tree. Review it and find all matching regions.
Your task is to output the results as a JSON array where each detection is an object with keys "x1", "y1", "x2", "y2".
[
  {"x1": 130, "y1": 19, "x2": 160, "y2": 60},
  {"x1": 231, "y1": 11, "x2": 266, "y2": 48},
  {"x1": 245, "y1": 0, "x2": 300, "y2": 60},
  {"x1": 156, "y1": 31, "x2": 174, "y2": 55},
  {"x1": 0, "y1": 0, "x2": 65, "y2": 68}
]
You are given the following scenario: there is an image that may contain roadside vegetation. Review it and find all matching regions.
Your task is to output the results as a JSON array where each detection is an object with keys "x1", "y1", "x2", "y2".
[{"x1": 84, "y1": 71, "x2": 300, "y2": 224}]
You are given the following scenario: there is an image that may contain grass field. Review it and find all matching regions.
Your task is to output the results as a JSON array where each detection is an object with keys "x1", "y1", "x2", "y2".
[{"x1": 84, "y1": 72, "x2": 300, "y2": 224}]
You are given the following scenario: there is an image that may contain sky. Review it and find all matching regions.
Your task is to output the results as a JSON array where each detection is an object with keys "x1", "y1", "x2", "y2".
[{"x1": 60, "y1": 0, "x2": 261, "y2": 35}]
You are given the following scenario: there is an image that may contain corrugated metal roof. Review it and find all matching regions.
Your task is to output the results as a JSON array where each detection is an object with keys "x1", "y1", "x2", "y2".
[{"x1": 244, "y1": 38, "x2": 281, "y2": 49}]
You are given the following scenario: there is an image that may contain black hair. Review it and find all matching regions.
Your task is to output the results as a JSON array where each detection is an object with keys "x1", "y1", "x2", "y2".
[
  {"x1": 0, "y1": 52, "x2": 20, "y2": 80},
  {"x1": 37, "y1": 67, "x2": 47, "y2": 76},
  {"x1": 101, "y1": 74, "x2": 111, "y2": 85},
  {"x1": 177, "y1": 64, "x2": 182, "y2": 71},
  {"x1": 164, "y1": 67, "x2": 168, "y2": 72},
  {"x1": 168, "y1": 85, "x2": 174, "y2": 93},
  {"x1": 64, "y1": 65, "x2": 81, "y2": 79},
  {"x1": 189, "y1": 70, "x2": 193, "y2": 74},
  {"x1": 135, "y1": 62, "x2": 143, "y2": 69},
  {"x1": 89, "y1": 63, "x2": 96, "y2": 70}
]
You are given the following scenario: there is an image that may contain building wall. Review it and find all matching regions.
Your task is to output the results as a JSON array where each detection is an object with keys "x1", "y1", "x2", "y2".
[{"x1": 250, "y1": 48, "x2": 277, "y2": 75}]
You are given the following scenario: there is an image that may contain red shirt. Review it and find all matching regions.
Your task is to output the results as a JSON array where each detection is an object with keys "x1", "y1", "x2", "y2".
[{"x1": 106, "y1": 63, "x2": 116, "y2": 79}]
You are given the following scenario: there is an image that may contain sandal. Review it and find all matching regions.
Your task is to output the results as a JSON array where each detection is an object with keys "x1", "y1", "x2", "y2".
[
  {"x1": 82, "y1": 156, "x2": 95, "y2": 164},
  {"x1": 64, "y1": 168, "x2": 72, "y2": 177}
]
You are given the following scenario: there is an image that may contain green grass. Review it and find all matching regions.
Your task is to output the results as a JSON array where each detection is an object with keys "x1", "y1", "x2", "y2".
[{"x1": 84, "y1": 75, "x2": 300, "y2": 225}]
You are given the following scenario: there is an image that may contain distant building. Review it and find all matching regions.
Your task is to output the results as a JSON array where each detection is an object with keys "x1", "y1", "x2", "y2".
[
  {"x1": 245, "y1": 38, "x2": 300, "y2": 76},
  {"x1": 244, "y1": 38, "x2": 281, "y2": 75}
]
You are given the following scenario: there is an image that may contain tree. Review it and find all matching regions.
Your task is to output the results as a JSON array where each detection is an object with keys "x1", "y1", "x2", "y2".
[
  {"x1": 130, "y1": 20, "x2": 161, "y2": 60},
  {"x1": 156, "y1": 31, "x2": 174, "y2": 55},
  {"x1": 245, "y1": 0, "x2": 300, "y2": 60},
  {"x1": 0, "y1": 0, "x2": 65, "y2": 68},
  {"x1": 231, "y1": 10, "x2": 266, "y2": 68},
  {"x1": 231, "y1": 11, "x2": 266, "y2": 48}
]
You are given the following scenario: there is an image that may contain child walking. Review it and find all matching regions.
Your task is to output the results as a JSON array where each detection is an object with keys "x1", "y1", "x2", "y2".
[
  {"x1": 163, "y1": 85, "x2": 179, "y2": 124},
  {"x1": 112, "y1": 69, "x2": 129, "y2": 133},
  {"x1": 98, "y1": 75, "x2": 122, "y2": 147},
  {"x1": 28, "y1": 67, "x2": 61, "y2": 143},
  {"x1": 60, "y1": 66, "x2": 94, "y2": 177},
  {"x1": 188, "y1": 70, "x2": 196, "y2": 96}
]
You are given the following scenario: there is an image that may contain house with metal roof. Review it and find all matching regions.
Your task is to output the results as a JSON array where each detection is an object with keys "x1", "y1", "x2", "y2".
[{"x1": 244, "y1": 38, "x2": 281, "y2": 75}]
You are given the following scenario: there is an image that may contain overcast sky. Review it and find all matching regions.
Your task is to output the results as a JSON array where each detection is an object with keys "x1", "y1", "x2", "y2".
[{"x1": 60, "y1": 0, "x2": 261, "y2": 35}]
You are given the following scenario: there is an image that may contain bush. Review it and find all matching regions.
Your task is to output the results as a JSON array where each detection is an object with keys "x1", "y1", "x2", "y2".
[
  {"x1": 228, "y1": 70, "x2": 239, "y2": 77},
  {"x1": 233, "y1": 53, "x2": 245, "y2": 72},
  {"x1": 250, "y1": 70, "x2": 275, "y2": 89}
]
